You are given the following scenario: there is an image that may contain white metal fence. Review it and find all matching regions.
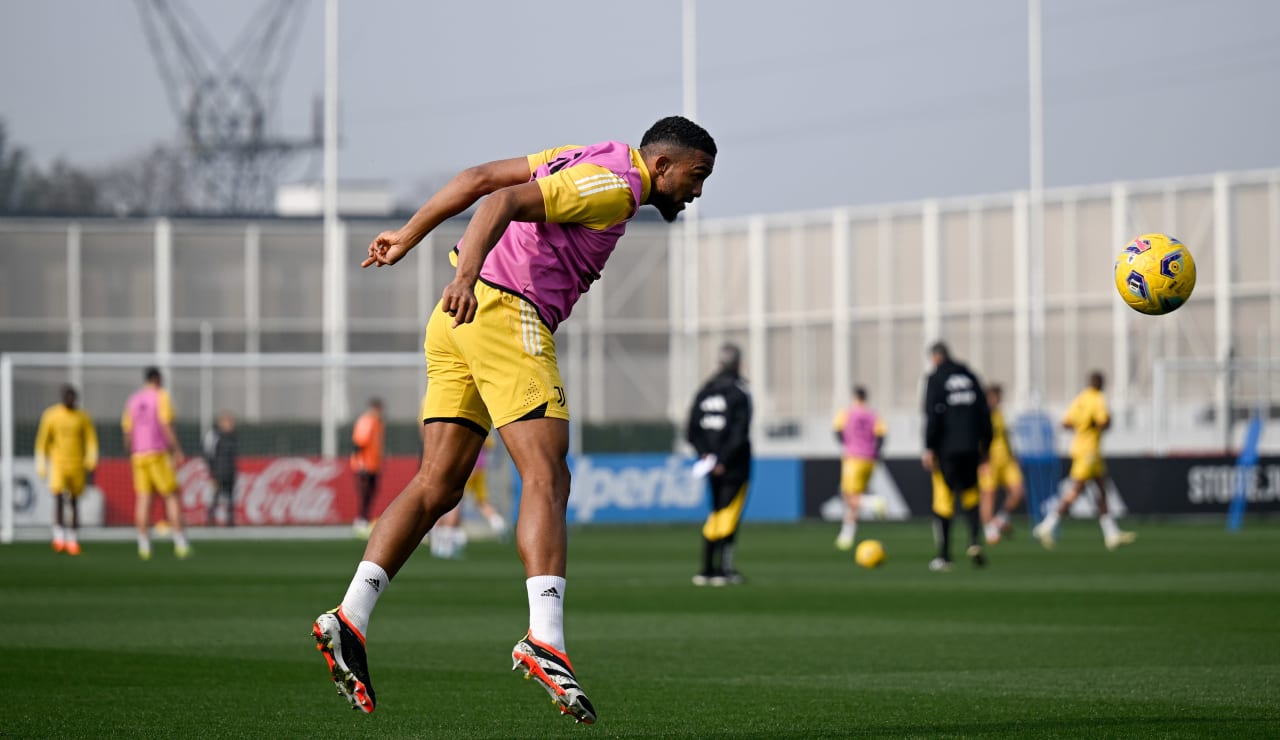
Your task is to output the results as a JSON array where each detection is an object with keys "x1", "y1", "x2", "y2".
[{"x1": 2, "y1": 167, "x2": 1278, "y2": 453}]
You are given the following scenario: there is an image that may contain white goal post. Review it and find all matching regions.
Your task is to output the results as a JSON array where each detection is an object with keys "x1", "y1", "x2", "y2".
[{"x1": 1, "y1": 351, "x2": 490, "y2": 543}]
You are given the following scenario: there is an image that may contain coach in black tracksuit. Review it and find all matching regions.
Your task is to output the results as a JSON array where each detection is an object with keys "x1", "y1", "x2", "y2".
[
  {"x1": 687, "y1": 344, "x2": 753, "y2": 586},
  {"x1": 922, "y1": 342, "x2": 993, "y2": 569}
]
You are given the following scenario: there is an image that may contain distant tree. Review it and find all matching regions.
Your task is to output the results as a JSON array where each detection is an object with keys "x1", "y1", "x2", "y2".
[
  {"x1": 16, "y1": 159, "x2": 101, "y2": 216},
  {"x1": 0, "y1": 119, "x2": 101, "y2": 216},
  {"x1": 0, "y1": 120, "x2": 30, "y2": 213},
  {"x1": 96, "y1": 144, "x2": 195, "y2": 216}
]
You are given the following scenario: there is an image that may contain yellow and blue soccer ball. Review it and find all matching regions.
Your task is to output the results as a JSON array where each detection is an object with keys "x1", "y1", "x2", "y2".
[
  {"x1": 854, "y1": 539, "x2": 886, "y2": 569},
  {"x1": 1113, "y1": 233, "x2": 1196, "y2": 315}
]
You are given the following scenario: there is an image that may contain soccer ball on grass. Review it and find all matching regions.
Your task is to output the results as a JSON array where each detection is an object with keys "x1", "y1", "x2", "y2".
[
  {"x1": 1113, "y1": 233, "x2": 1196, "y2": 315},
  {"x1": 854, "y1": 539, "x2": 886, "y2": 569}
]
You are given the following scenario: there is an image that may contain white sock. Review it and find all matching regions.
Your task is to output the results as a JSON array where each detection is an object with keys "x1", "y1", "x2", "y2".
[
  {"x1": 1040, "y1": 511, "x2": 1060, "y2": 531},
  {"x1": 67, "y1": 529, "x2": 78, "y2": 545},
  {"x1": 838, "y1": 521, "x2": 856, "y2": 541},
  {"x1": 527, "y1": 575, "x2": 566, "y2": 653},
  {"x1": 53, "y1": 524, "x2": 65, "y2": 541},
  {"x1": 137, "y1": 533, "x2": 151, "y2": 553},
  {"x1": 174, "y1": 531, "x2": 189, "y2": 549},
  {"x1": 341, "y1": 561, "x2": 389, "y2": 638},
  {"x1": 487, "y1": 512, "x2": 506, "y2": 532},
  {"x1": 1099, "y1": 514, "x2": 1120, "y2": 539}
]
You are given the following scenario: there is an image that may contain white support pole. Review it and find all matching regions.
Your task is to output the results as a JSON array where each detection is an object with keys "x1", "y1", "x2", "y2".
[
  {"x1": 877, "y1": 214, "x2": 894, "y2": 406},
  {"x1": 1152, "y1": 358, "x2": 1166, "y2": 455},
  {"x1": 1027, "y1": 0, "x2": 1046, "y2": 409},
  {"x1": 416, "y1": 233, "x2": 434, "y2": 404},
  {"x1": 747, "y1": 217, "x2": 767, "y2": 405},
  {"x1": 154, "y1": 219, "x2": 173, "y2": 361},
  {"x1": 967, "y1": 206, "x2": 984, "y2": 373},
  {"x1": 922, "y1": 200, "x2": 942, "y2": 347},
  {"x1": 667, "y1": 226, "x2": 684, "y2": 422},
  {"x1": 681, "y1": 0, "x2": 700, "y2": 420},
  {"x1": 1012, "y1": 194, "x2": 1031, "y2": 409},
  {"x1": 587, "y1": 283, "x2": 606, "y2": 422},
  {"x1": 1270, "y1": 176, "x2": 1280, "y2": 362},
  {"x1": 322, "y1": 0, "x2": 341, "y2": 458},
  {"x1": 567, "y1": 321, "x2": 584, "y2": 457},
  {"x1": 67, "y1": 222, "x2": 83, "y2": 392},
  {"x1": 199, "y1": 320, "x2": 214, "y2": 436},
  {"x1": 1, "y1": 354, "x2": 13, "y2": 544},
  {"x1": 1213, "y1": 174, "x2": 1234, "y2": 450},
  {"x1": 831, "y1": 209, "x2": 851, "y2": 408},
  {"x1": 1111, "y1": 184, "x2": 1131, "y2": 416},
  {"x1": 1062, "y1": 197, "x2": 1078, "y2": 405},
  {"x1": 682, "y1": 0, "x2": 697, "y2": 124},
  {"x1": 243, "y1": 224, "x2": 261, "y2": 421}
]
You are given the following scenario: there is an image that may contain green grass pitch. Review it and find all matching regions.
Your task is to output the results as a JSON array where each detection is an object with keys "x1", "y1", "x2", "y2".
[{"x1": 6, "y1": 521, "x2": 1279, "y2": 738}]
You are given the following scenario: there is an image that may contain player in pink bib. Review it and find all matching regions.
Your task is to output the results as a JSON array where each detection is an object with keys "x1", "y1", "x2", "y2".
[
  {"x1": 832, "y1": 386, "x2": 887, "y2": 551},
  {"x1": 313, "y1": 117, "x2": 716, "y2": 725}
]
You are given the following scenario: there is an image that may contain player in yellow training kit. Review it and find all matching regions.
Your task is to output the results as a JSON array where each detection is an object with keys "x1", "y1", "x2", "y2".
[
  {"x1": 312, "y1": 117, "x2": 716, "y2": 724},
  {"x1": 1033, "y1": 371, "x2": 1136, "y2": 550},
  {"x1": 122, "y1": 367, "x2": 190, "y2": 560},
  {"x1": 34, "y1": 385, "x2": 99, "y2": 555},
  {"x1": 979, "y1": 384, "x2": 1025, "y2": 545}
]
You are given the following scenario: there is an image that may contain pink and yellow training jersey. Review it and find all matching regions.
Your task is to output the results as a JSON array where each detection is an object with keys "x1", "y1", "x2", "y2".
[
  {"x1": 122, "y1": 386, "x2": 174, "y2": 455},
  {"x1": 838, "y1": 405, "x2": 886, "y2": 461},
  {"x1": 476, "y1": 141, "x2": 652, "y2": 333}
]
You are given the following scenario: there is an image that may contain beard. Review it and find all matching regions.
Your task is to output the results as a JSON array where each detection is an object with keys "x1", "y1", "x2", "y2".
[{"x1": 649, "y1": 192, "x2": 683, "y2": 222}]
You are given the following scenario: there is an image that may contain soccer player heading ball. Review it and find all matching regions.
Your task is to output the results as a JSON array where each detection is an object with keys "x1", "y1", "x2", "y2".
[{"x1": 312, "y1": 116, "x2": 716, "y2": 725}]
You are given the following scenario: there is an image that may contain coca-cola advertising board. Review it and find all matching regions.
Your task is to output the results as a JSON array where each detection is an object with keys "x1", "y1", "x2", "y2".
[{"x1": 92, "y1": 456, "x2": 419, "y2": 526}]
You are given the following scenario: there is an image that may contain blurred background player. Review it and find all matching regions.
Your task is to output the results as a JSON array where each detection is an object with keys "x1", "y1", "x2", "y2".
[
  {"x1": 202, "y1": 410, "x2": 239, "y2": 527},
  {"x1": 979, "y1": 384, "x2": 1025, "y2": 545},
  {"x1": 1033, "y1": 371, "x2": 1136, "y2": 551},
  {"x1": 687, "y1": 343, "x2": 753, "y2": 586},
  {"x1": 34, "y1": 384, "x2": 98, "y2": 555},
  {"x1": 832, "y1": 385, "x2": 886, "y2": 551},
  {"x1": 313, "y1": 116, "x2": 715, "y2": 724},
  {"x1": 921, "y1": 342, "x2": 992, "y2": 571},
  {"x1": 122, "y1": 367, "x2": 189, "y2": 560},
  {"x1": 349, "y1": 398, "x2": 384, "y2": 539}
]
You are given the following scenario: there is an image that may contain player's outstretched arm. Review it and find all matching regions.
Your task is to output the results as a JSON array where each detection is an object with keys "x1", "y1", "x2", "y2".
[{"x1": 363, "y1": 157, "x2": 532, "y2": 268}]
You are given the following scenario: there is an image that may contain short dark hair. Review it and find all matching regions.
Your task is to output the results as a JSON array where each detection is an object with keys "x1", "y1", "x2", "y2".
[
  {"x1": 640, "y1": 116, "x2": 717, "y2": 158},
  {"x1": 717, "y1": 343, "x2": 741, "y2": 373},
  {"x1": 853, "y1": 385, "x2": 868, "y2": 401},
  {"x1": 929, "y1": 341, "x2": 950, "y2": 360},
  {"x1": 144, "y1": 366, "x2": 162, "y2": 383},
  {"x1": 987, "y1": 383, "x2": 1003, "y2": 398},
  {"x1": 1089, "y1": 371, "x2": 1105, "y2": 390},
  {"x1": 61, "y1": 384, "x2": 78, "y2": 403},
  {"x1": 369, "y1": 397, "x2": 384, "y2": 410}
]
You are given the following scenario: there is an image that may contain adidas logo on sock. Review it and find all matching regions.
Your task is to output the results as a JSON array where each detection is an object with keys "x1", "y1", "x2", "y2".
[
  {"x1": 365, "y1": 577, "x2": 381, "y2": 592},
  {"x1": 540, "y1": 587, "x2": 560, "y2": 599}
]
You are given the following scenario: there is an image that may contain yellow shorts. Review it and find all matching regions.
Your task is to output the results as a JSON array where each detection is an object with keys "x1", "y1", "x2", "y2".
[
  {"x1": 979, "y1": 458, "x2": 1024, "y2": 492},
  {"x1": 840, "y1": 458, "x2": 875, "y2": 495},
  {"x1": 48, "y1": 466, "x2": 87, "y2": 496},
  {"x1": 422, "y1": 281, "x2": 569, "y2": 430},
  {"x1": 932, "y1": 470, "x2": 979, "y2": 518},
  {"x1": 132, "y1": 452, "x2": 178, "y2": 495},
  {"x1": 1070, "y1": 454, "x2": 1106, "y2": 482}
]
